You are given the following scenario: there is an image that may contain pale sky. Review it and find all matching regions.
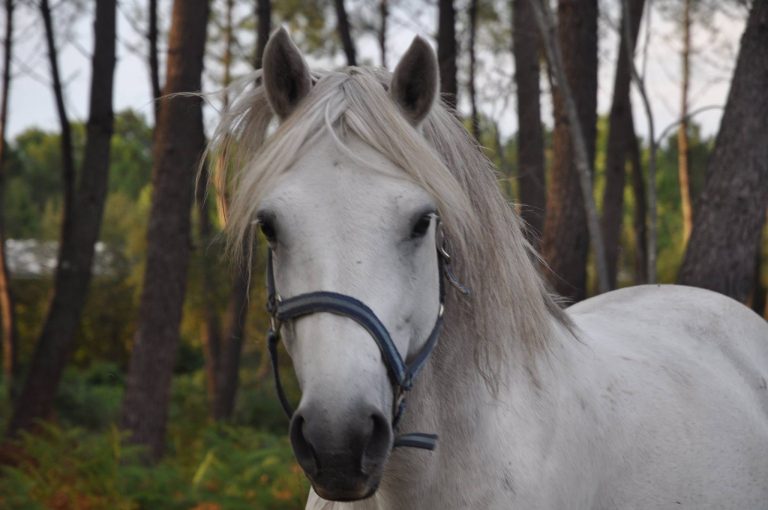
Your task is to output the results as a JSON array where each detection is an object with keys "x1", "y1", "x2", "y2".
[{"x1": 5, "y1": 1, "x2": 748, "y2": 146}]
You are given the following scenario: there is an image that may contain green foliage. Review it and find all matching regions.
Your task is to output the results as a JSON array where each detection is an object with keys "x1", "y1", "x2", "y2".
[
  {"x1": 4, "y1": 110, "x2": 152, "y2": 240},
  {"x1": 0, "y1": 366, "x2": 308, "y2": 510},
  {"x1": 0, "y1": 422, "x2": 307, "y2": 510},
  {"x1": 109, "y1": 111, "x2": 153, "y2": 199},
  {"x1": 54, "y1": 364, "x2": 124, "y2": 430}
]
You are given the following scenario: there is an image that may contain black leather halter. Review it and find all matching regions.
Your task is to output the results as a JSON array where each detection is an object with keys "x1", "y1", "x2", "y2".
[{"x1": 264, "y1": 223, "x2": 468, "y2": 451}]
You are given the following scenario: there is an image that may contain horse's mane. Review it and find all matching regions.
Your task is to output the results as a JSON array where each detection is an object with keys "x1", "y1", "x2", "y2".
[{"x1": 206, "y1": 66, "x2": 570, "y2": 387}]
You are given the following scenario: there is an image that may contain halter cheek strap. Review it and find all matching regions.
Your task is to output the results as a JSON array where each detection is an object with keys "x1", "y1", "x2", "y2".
[{"x1": 264, "y1": 227, "x2": 467, "y2": 452}]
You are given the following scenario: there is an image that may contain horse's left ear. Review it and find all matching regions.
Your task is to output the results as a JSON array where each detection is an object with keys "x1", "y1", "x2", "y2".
[
  {"x1": 262, "y1": 27, "x2": 312, "y2": 119},
  {"x1": 390, "y1": 36, "x2": 439, "y2": 126}
]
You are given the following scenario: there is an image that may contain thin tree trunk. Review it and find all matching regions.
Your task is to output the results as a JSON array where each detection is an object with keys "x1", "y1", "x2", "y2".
[
  {"x1": 334, "y1": 0, "x2": 356, "y2": 66},
  {"x1": 379, "y1": 0, "x2": 388, "y2": 68},
  {"x1": 533, "y1": 0, "x2": 607, "y2": 299},
  {"x1": 437, "y1": 0, "x2": 458, "y2": 110},
  {"x1": 197, "y1": 167, "x2": 222, "y2": 411},
  {"x1": 199, "y1": 0, "x2": 231, "y2": 415},
  {"x1": 209, "y1": 0, "x2": 272, "y2": 422},
  {"x1": 678, "y1": 0, "x2": 693, "y2": 243},
  {"x1": 254, "y1": 0, "x2": 271, "y2": 71},
  {"x1": 468, "y1": 0, "x2": 480, "y2": 140},
  {"x1": 678, "y1": 0, "x2": 768, "y2": 302},
  {"x1": 40, "y1": 0, "x2": 75, "y2": 266},
  {"x1": 8, "y1": 0, "x2": 117, "y2": 435},
  {"x1": 601, "y1": 0, "x2": 645, "y2": 289},
  {"x1": 512, "y1": 0, "x2": 546, "y2": 248},
  {"x1": 213, "y1": 258, "x2": 249, "y2": 420},
  {"x1": 619, "y1": 0, "x2": 658, "y2": 283},
  {"x1": 149, "y1": 0, "x2": 161, "y2": 121},
  {"x1": 627, "y1": 112, "x2": 648, "y2": 285},
  {"x1": 120, "y1": 0, "x2": 209, "y2": 460},
  {"x1": 0, "y1": 0, "x2": 17, "y2": 400},
  {"x1": 212, "y1": 0, "x2": 274, "y2": 420},
  {"x1": 195, "y1": 0, "x2": 235, "y2": 410}
]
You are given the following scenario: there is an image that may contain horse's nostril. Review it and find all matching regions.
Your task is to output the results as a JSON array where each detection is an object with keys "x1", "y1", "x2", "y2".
[
  {"x1": 290, "y1": 414, "x2": 319, "y2": 477},
  {"x1": 361, "y1": 411, "x2": 392, "y2": 475}
]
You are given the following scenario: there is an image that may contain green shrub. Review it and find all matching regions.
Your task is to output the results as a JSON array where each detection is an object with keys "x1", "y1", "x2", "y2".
[{"x1": 0, "y1": 422, "x2": 308, "y2": 510}]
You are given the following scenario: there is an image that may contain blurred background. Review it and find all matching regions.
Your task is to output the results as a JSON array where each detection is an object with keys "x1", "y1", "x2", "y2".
[{"x1": 0, "y1": 0, "x2": 765, "y2": 508}]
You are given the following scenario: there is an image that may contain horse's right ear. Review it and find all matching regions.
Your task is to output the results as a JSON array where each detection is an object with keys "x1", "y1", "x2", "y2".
[
  {"x1": 390, "y1": 36, "x2": 439, "y2": 126},
  {"x1": 262, "y1": 27, "x2": 312, "y2": 120}
]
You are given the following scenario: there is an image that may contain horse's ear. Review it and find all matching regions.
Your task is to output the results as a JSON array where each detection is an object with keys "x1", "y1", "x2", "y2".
[
  {"x1": 390, "y1": 36, "x2": 439, "y2": 126},
  {"x1": 262, "y1": 27, "x2": 312, "y2": 119}
]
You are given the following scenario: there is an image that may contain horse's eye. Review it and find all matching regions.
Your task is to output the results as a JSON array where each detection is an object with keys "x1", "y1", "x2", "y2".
[
  {"x1": 411, "y1": 213, "x2": 433, "y2": 239},
  {"x1": 258, "y1": 218, "x2": 277, "y2": 243}
]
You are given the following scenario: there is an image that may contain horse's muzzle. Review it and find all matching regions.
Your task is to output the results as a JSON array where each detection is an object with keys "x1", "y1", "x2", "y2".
[{"x1": 290, "y1": 403, "x2": 392, "y2": 501}]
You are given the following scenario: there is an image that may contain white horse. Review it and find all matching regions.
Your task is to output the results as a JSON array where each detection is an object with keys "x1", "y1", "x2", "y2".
[{"x1": 208, "y1": 28, "x2": 768, "y2": 509}]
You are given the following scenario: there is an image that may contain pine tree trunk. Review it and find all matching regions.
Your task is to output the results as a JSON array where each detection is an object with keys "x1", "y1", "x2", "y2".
[
  {"x1": 512, "y1": 0, "x2": 546, "y2": 248},
  {"x1": 254, "y1": 0, "x2": 271, "y2": 70},
  {"x1": 601, "y1": 0, "x2": 644, "y2": 289},
  {"x1": 0, "y1": 0, "x2": 17, "y2": 400},
  {"x1": 468, "y1": 0, "x2": 480, "y2": 140},
  {"x1": 678, "y1": 0, "x2": 768, "y2": 303},
  {"x1": 678, "y1": 0, "x2": 693, "y2": 243},
  {"x1": 40, "y1": 0, "x2": 76, "y2": 266},
  {"x1": 8, "y1": 0, "x2": 116, "y2": 435},
  {"x1": 540, "y1": 0, "x2": 598, "y2": 301},
  {"x1": 334, "y1": 0, "x2": 356, "y2": 66},
  {"x1": 437, "y1": 0, "x2": 458, "y2": 110},
  {"x1": 120, "y1": 0, "x2": 209, "y2": 460},
  {"x1": 213, "y1": 261, "x2": 249, "y2": 420},
  {"x1": 627, "y1": 111, "x2": 648, "y2": 285},
  {"x1": 197, "y1": 0, "x2": 237, "y2": 413},
  {"x1": 197, "y1": 168, "x2": 222, "y2": 412},
  {"x1": 379, "y1": 0, "x2": 388, "y2": 68},
  {"x1": 149, "y1": 0, "x2": 161, "y2": 122}
]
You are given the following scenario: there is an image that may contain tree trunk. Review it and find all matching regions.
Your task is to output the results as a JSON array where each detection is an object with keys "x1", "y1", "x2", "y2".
[
  {"x1": 254, "y1": 0, "x2": 271, "y2": 71},
  {"x1": 197, "y1": 0, "x2": 236, "y2": 410},
  {"x1": 149, "y1": 0, "x2": 161, "y2": 122},
  {"x1": 197, "y1": 169, "x2": 222, "y2": 412},
  {"x1": 468, "y1": 0, "x2": 480, "y2": 140},
  {"x1": 8, "y1": 0, "x2": 117, "y2": 435},
  {"x1": 213, "y1": 259, "x2": 249, "y2": 420},
  {"x1": 379, "y1": 0, "x2": 388, "y2": 68},
  {"x1": 538, "y1": 0, "x2": 600, "y2": 301},
  {"x1": 601, "y1": 0, "x2": 644, "y2": 289},
  {"x1": 210, "y1": 0, "x2": 276, "y2": 421},
  {"x1": 512, "y1": 0, "x2": 546, "y2": 248},
  {"x1": 0, "y1": 0, "x2": 17, "y2": 400},
  {"x1": 678, "y1": 0, "x2": 768, "y2": 303},
  {"x1": 334, "y1": 0, "x2": 356, "y2": 66},
  {"x1": 40, "y1": 0, "x2": 76, "y2": 269},
  {"x1": 678, "y1": 0, "x2": 693, "y2": 243},
  {"x1": 120, "y1": 0, "x2": 209, "y2": 461},
  {"x1": 619, "y1": 0, "x2": 657, "y2": 283},
  {"x1": 437, "y1": 0, "x2": 458, "y2": 110},
  {"x1": 627, "y1": 112, "x2": 648, "y2": 285}
]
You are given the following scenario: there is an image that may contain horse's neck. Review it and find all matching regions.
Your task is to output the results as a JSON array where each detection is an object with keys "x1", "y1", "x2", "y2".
[{"x1": 372, "y1": 317, "x2": 601, "y2": 509}]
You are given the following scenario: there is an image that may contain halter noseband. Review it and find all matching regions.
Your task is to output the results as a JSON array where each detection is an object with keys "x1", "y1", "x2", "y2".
[{"x1": 264, "y1": 220, "x2": 468, "y2": 451}]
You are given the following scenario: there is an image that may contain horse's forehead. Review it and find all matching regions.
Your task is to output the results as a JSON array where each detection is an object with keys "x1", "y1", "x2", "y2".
[{"x1": 269, "y1": 135, "x2": 431, "y2": 218}]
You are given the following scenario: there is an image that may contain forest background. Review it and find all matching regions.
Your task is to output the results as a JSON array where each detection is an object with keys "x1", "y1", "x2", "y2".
[{"x1": 0, "y1": 0, "x2": 765, "y2": 508}]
